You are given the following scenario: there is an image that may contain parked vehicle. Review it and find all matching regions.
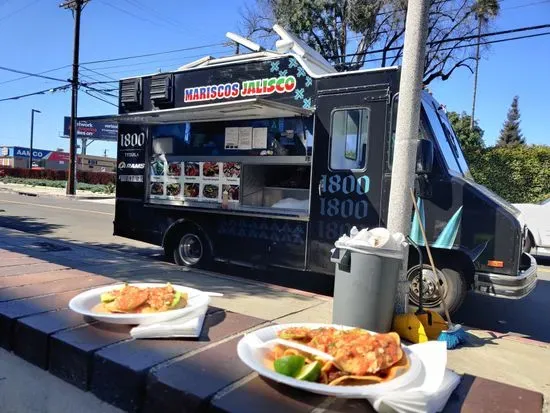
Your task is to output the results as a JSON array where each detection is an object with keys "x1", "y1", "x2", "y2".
[
  {"x1": 515, "y1": 197, "x2": 550, "y2": 257},
  {"x1": 82, "y1": 26, "x2": 537, "y2": 315}
]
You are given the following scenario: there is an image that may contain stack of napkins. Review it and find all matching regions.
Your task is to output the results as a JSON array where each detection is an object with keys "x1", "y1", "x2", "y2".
[
  {"x1": 130, "y1": 304, "x2": 209, "y2": 339},
  {"x1": 368, "y1": 341, "x2": 461, "y2": 413}
]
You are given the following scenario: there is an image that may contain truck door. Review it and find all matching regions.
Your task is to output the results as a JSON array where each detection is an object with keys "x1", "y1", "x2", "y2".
[{"x1": 308, "y1": 90, "x2": 389, "y2": 274}]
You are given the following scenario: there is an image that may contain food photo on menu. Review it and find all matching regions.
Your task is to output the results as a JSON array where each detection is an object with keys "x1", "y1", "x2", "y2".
[
  {"x1": 203, "y1": 184, "x2": 219, "y2": 200},
  {"x1": 223, "y1": 162, "x2": 241, "y2": 179},
  {"x1": 166, "y1": 183, "x2": 181, "y2": 197},
  {"x1": 222, "y1": 184, "x2": 240, "y2": 201},
  {"x1": 150, "y1": 159, "x2": 165, "y2": 176},
  {"x1": 150, "y1": 182, "x2": 164, "y2": 196},
  {"x1": 167, "y1": 162, "x2": 182, "y2": 177},
  {"x1": 184, "y1": 183, "x2": 200, "y2": 198},
  {"x1": 184, "y1": 162, "x2": 200, "y2": 177},
  {"x1": 202, "y1": 162, "x2": 219, "y2": 178}
]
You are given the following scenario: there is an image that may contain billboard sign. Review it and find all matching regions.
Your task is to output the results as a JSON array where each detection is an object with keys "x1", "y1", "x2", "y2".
[
  {"x1": 12, "y1": 146, "x2": 52, "y2": 160},
  {"x1": 63, "y1": 117, "x2": 118, "y2": 141}
]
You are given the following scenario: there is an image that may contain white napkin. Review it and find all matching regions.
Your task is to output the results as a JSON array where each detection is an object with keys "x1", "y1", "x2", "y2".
[
  {"x1": 130, "y1": 304, "x2": 208, "y2": 339},
  {"x1": 369, "y1": 341, "x2": 461, "y2": 413}
]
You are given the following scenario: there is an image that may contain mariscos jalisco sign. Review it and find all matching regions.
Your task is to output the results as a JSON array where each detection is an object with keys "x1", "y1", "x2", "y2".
[{"x1": 184, "y1": 75, "x2": 297, "y2": 103}]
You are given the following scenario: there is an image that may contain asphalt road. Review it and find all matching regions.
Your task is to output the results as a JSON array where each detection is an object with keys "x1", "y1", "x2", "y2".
[
  {"x1": 0, "y1": 192, "x2": 157, "y2": 256},
  {"x1": 0, "y1": 191, "x2": 549, "y2": 343}
]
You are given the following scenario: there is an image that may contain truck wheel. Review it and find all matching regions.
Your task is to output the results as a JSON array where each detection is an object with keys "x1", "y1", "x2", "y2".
[
  {"x1": 407, "y1": 264, "x2": 467, "y2": 316},
  {"x1": 523, "y1": 232, "x2": 533, "y2": 254},
  {"x1": 173, "y1": 230, "x2": 211, "y2": 268}
]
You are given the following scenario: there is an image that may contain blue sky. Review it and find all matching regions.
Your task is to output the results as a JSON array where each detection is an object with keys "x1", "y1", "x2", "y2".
[{"x1": 0, "y1": 0, "x2": 548, "y2": 157}]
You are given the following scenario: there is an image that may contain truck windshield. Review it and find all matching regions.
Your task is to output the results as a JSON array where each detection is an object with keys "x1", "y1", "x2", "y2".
[
  {"x1": 435, "y1": 105, "x2": 471, "y2": 178},
  {"x1": 422, "y1": 100, "x2": 464, "y2": 176}
]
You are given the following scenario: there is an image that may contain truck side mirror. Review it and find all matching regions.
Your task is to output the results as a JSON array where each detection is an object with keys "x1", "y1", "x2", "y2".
[{"x1": 416, "y1": 139, "x2": 433, "y2": 175}]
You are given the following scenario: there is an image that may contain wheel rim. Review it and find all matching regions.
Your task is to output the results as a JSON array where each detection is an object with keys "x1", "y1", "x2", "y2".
[
  {"x1": 177, "y1": 234, "x2": 203, "y2": 266},
  {"x1": 408, "y1": 265, "x2": 448, "y2": 308}
]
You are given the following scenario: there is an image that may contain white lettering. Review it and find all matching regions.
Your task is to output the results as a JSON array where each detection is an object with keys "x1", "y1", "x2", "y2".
[{"x1": 118, "y1": 175, "x2": 143, "y2": 182}]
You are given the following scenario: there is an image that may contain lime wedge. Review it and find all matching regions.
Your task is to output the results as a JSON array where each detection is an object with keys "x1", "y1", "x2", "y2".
[
  {"x1": 295, "y1": 360, "x2": 322, "y2": 382},
  {"x1": 100, "y1": 293, "x2": 116, "y2": 303},
  {"x1": 274, "y1": 355, "x2": 305, "y2": 377},
  {"x1": 169, "y1": 291, "x2": 182, "y2": 308}
]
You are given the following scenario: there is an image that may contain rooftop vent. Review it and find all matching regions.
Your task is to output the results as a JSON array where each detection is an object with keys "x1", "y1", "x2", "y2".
[
  {"x1": 150, "y1": 73, "x2": 173, "y2": 106},
  {"x1": 120, "y1": 78, "x2": 142, "y2": 108}
]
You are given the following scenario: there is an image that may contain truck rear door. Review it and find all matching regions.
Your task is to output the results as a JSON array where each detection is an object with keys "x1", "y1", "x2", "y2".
[{"x1": 308, "y1": 90, "x2": 389, "y2": 273}]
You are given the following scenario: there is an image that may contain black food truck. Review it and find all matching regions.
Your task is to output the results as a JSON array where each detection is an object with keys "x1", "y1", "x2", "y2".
[{"x1": 85, "y1": 26, "x2": 537, "y2": 314}]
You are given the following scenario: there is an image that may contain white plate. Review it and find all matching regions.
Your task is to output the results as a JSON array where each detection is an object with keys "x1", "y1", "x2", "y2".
[
  {"x1": 69, "y1": 283, "x2": 210, "y2": 325},
  {"x1": 237, "y1": 323, "x2": 422, "y2": 398}
]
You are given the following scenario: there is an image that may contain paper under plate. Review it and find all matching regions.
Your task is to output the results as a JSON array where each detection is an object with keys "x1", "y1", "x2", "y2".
[
  {"x1": 237, "y1": 323, "x2": 422, "y2": 398},
  {"x1": 69, "y1": 283, "x2": 210, "y2": 325}
]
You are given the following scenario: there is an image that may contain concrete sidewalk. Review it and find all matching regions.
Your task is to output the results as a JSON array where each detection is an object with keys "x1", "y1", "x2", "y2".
[{"x1": 0, "y1": 227, "x2": 547, "y2": 412}]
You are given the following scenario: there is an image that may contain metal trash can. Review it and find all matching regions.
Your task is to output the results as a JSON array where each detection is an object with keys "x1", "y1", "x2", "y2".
[{"x1": 331, "y1": 228, "x2": 406, "y2": 333}]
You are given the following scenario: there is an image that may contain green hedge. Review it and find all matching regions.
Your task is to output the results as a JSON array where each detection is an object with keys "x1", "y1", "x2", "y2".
[
  {"x1": 470, "y1": 145, "x2": 550, "y2": 203},
  {"x1": 1, "y1": 177, "x2": 115, "y2": 194},
  {"x1": 0, "y1": 167, "x2": 115, "y2": 184}
]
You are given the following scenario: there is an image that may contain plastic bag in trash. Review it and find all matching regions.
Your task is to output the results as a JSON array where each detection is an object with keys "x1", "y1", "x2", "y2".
[{"x1": 334, "y1": 227, "x2": 406, "y2": 258}]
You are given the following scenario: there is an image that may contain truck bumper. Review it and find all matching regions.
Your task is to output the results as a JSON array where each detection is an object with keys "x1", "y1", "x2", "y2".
[{"x1": 473, "y1": 253, "x2": 537, "y2": 299}]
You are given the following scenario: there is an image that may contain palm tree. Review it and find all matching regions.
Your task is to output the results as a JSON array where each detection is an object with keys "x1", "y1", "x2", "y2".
[{"x1": 470, "y1": 0, "x2": 500, "y2": 130}]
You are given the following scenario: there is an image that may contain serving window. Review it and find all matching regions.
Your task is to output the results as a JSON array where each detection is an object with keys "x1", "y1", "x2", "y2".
[{"x1": 146, "y1": 116, "x2": 312, "y2": 216}]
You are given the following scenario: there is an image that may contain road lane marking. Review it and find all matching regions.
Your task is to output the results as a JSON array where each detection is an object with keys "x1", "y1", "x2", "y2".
[{"x1": 0, "y1": 200, "x2": 112, "y2": 215}]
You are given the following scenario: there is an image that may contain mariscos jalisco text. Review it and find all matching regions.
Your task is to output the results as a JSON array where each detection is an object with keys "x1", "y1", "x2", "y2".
[{"x1": 184, "y1": 75, "x2": 297, "y2": 103}]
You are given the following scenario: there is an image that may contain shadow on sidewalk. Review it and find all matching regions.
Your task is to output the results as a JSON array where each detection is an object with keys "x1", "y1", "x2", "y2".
[{"x1": 0, "y1": 228, "x2": 323, "y2": 303}]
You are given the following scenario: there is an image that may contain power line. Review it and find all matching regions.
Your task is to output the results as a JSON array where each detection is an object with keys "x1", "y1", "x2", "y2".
[
  {"x1": 83, "y1": 84, "x2": 118, "y2": 98},
  {"x1": 121, "y1": 0, "x2": 185, "y2": 31},
  {"x1": 334, "y1": 23, "x2": 550, "y2": 59},
  {"x1": 79, "y1": 72, "x2": 102, "y2": 84},
  {"x1": 97, "y1": 0, "x2": 172, "y2": 30},
  {"x1": 0, "y1": 64, "x2": 71, "y2": 86},
  {"x1": 363, "y1": 30, "x2": 550, "y2": 63},
  {"x1": 84, "y1": 89, "x2": 118, "y2": 107},
  {"x1": 84, "y1": 49, "x2": 229, "y2": 71},
  {"x1": 0, "y1": 0, "x2": 41, "y2": 23},
  {"x1": 0, "y1": 84, "x2": 70, "y2": 102},
  {"x1": 80, "y1": 65, "x2": 117, "y2": 81},
  {"x1": 81, "y1": 42, "x2": 229, "y2": 65},
  {"x1": 0, "y1": 65, "x2": 69, "y2": 83},
  {"x1": 347, "y1": 0, "x2": 549, "y2": 42}
]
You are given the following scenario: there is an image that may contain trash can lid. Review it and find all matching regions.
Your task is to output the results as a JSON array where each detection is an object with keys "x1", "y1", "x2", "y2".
[{"x1": 334, "y1": 227, "x2": 406, "y2": 259}]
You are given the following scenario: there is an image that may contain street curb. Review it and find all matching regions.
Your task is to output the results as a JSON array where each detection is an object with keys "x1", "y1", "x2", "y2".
[{"x1": 0, "y1": 185, "x2": 115, "y2": 200}]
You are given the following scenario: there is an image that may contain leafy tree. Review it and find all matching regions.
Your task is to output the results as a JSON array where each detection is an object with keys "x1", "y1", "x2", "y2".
[
  {"x1": 447, "y1": 111, "x2": 484, "y2": 161},
  {"x1": 241, "y1": 0, "x2": 500, "y2": 83},
  {"x1": 496, "y1": 96, "x2": 525, "y2": 146}
]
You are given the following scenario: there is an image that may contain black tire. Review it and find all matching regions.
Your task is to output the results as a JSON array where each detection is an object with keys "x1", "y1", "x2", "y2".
[
  {"x1": 172, "y1": 229, "x2": 211, "y2": 268},
  {"x1": 408, "y1": 264, "x2": 467, "y2": 316},
  {"x1": 523, "y1": 232, "x2": 533, "y2": 254}
]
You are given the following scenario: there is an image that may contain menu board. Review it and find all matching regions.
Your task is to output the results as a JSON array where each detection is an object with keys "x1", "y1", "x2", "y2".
[{"x1": 148, "y1": 159, "x2": 240, "y2": 204}]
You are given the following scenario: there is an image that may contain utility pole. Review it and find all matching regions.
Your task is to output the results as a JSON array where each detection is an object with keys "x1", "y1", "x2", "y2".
[
  {"x1": 28, "y1": 109, "x2": 41, "y2": 169},
  {"x1": 386, "y1": 0, "x2": 430, "y2": 314},
  {"x1": 470, "y1": 18, "x2": 482, "y2": 130},
  {"x1": 60, "y1": 0, "x2": 88, "y2": 195}
]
